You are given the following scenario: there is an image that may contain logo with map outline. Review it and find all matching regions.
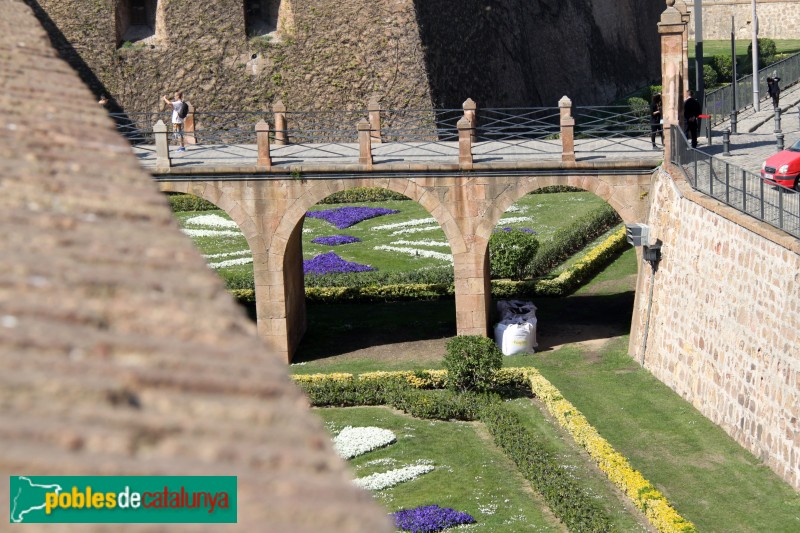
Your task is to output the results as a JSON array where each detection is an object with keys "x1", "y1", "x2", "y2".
[{"x1": 9, "y1": 476, "x2": 237, "y2": 523}]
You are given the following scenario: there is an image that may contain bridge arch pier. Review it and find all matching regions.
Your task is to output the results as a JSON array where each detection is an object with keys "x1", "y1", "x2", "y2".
[{"x1": 159, "y1": 169, "x2": 652, "y2": 362}]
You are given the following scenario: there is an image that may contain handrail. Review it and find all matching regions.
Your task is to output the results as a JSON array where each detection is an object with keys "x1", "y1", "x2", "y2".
[
  {"x1": 669, "y1": 125, "x2": 799, "y2": 238},
  {"x1": 704, "y1": 50, "x2": 800, "y2": 126}
]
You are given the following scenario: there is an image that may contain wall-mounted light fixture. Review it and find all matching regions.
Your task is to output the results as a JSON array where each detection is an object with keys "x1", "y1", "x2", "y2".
[{"x1": 625, "y1": 223, "x2": 662, "y2": 265}]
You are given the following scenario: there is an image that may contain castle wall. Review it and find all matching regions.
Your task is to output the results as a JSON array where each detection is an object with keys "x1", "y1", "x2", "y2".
[
  {"x1": 632, "y1": 166, "x2": 800, "y2": 490},
  {"x1": 27, "y1": 0, "x2": 662, "y2": 113},
  {"x1": 685, "y1": 0, "x2": 800, "y2": 40}
]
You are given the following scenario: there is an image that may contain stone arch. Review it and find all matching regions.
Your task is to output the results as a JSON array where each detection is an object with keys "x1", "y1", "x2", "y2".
[
  {"x1": 157, "y1": 182, "x2": 265, "y2": 270},
  {"x1": 269, "y1": 178, "x2": 466, "y2": 360}
]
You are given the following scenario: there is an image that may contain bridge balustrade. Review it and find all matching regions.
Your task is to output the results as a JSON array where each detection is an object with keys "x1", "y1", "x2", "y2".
[
  {"x1": 110, "y1": 97, "x2": 658, "y2": 170},
  {"x1": 670, "y1": 124, "x2": 800, "y2": 238}
]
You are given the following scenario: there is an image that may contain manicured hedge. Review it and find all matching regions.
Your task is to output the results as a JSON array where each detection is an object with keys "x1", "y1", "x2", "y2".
[
  {"x1": 526, "y1": 204, "x2": 621, "y2": 278},
  {"x1": 318, "y1": 187, "x2": 410, "y2": 204},
  {"x1": 295, "y1": 368, "x2": 697, "y2": 533},
  {"x1": 231, "y1": 228, "x2": 628, "y2": 304},
  {"x1": 165, "y1": 193, "x2": 218, "y2": 212}
]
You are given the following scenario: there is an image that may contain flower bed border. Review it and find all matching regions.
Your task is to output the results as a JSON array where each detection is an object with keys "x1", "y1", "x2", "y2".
[{"x1": 295, "y1": 368, "x2": 697, "y2": 533}]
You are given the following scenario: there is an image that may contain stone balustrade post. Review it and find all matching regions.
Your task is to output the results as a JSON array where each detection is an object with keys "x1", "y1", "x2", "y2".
[
  {"x1": 256, "y1": 120, "x2": 272, "y2": 169},
  {"x1": 559, "y1": 96, "x2": 576, "y2": 162},
  {"x1": 357, "y1": 118, "x2": 373, "y2": 168},
  {"x1": 154, "y1": 119, "x2": 171, "y2": 169},
  {"x1": 273, "y1": 100, "x2": 287, "y2": 146},
  {"x1": 368, "y1": 97, "x2": 382, "y2": 144},
  {"x1": 462, "y1": 98, "x2": 477, "y2": 142},
  {"x1": 659, "y1": 0, "x2": 687, "y2": 166},
  {"x1": 457, "y1": 117, "x2": 474, "y2": 169},
  {"x1": 184, "y1": 103, "x2": 197, "y2": 145}
]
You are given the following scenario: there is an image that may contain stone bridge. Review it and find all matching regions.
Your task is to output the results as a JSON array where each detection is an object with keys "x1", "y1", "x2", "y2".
[{"x1": 158, "y1": 164, "x2": 655, "y2": 361}]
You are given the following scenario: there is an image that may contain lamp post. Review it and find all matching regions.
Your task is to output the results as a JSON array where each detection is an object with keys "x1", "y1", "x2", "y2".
[
  {"x1": 752, "y1": 0, "x2": 759, "y2": 111},
  {"x1": 695, "y1": 0, "x2": 704, "y2": 100}
]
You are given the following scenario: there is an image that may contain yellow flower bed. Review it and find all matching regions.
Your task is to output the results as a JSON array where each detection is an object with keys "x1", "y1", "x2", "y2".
[
  {"x1": 293, "y1": 361, "x2": 696, "y2": 532},
  {"x1": 525, "y1": 367, "x2": 697, "y2": 533}
]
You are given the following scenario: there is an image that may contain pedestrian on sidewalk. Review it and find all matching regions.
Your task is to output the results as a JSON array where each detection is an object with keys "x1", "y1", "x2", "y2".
[
  {"x1": 767, "y1": 74, "x2": 781, "y2": 110},
  {"x1": 650, "y1": 93, "x2": 664, "y2": 149},
  {"x1": 683, "y1": 90, "x2": 702, "y2": 148},
  {"x1": 162, "y1": 91, "x2": 186, "y2": 152}
]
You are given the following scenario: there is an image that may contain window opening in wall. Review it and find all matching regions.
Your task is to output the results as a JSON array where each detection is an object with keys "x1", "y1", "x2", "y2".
[
  {"x1": 245, "y1": 0, "x2": 281, "y2": 38},
  {"x1": 117, "y1": 0, "x2": 159, "y2": 47}
]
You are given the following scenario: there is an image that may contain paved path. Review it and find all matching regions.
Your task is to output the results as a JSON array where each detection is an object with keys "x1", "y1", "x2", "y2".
[
  {"x1": 698, "y1": 82, "x2": 800, "y2": 174},
  {"x1": 134, "y1": 137, "x2": 663, "y2": 174}
]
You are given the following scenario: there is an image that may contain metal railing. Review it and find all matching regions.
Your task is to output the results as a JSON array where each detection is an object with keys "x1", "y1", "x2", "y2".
[
  {"x1": 704, "y1": 51, "x2": 800, "y2": 126},
  {"x1": 670, "y1": 125, "x2": 799, "y2": 237},
  {"x1": 574, "y1": 105, "x2": 651, "y2": 151}
]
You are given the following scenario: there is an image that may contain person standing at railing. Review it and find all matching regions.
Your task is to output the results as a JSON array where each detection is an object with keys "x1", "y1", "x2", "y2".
[
  {"x1": 162, "y1": 91, "x2": 186, "y2": 152},
  {"x1": 683, "y1": 90, "x2": 702, "y2": 149},
  {"x1": 650, "y1": 93, "x2": 664, "y2": 149},
  {"x1": 767, "y1": 74, "x2": 781, "y2": 110}
]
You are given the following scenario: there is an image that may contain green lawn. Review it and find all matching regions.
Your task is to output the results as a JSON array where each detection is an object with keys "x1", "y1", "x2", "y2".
[
  {"x1": 175, "y1": 191, "x2": 610, "y2": 283},
  {"x1": 688, "y1": 39, "x2": 800, "y2": 60},
  {"x1": 508, "y1": 340, "x2": 800, "y2": 533},
  {"x1": 317, "y1": 407, "x2": 561, "y2": 531}
]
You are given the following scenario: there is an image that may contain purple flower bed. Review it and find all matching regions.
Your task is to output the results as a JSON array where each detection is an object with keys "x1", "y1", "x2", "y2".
[
  {"x1": 495, "y1": 226, "x2": 536, "y2": 234},
  {"x1": 311, "y1": 234, "x2": 362, "y2": 246},
  {"x1": 392, "y1": 505, "x2": 476, "y2": 533},
  {"x1": 306, "y1": 206, "x2": 399, "y2": 229},
  {"x1": 303, "y1": 252, "x2": 375, "y2": 275}
]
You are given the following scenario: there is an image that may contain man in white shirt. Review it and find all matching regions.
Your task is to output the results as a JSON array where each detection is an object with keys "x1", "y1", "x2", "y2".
[{"x1": 162, "y1": 91, "x2": 186, "y2": 152}]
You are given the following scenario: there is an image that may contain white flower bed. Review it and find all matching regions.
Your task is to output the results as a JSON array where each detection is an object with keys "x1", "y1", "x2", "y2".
[
  {"x1": 497, "y1": 216, "x2": 532, "y2": 225},
  {"x1": 185, "y1": 214, "x2": 239, "y2": 229},
  {"x1": 391, "y1": 239, "x2": 449, "y2": 248},
  {"x1": 203, "y1": 250, "x2": 251, "y2": 260},
  {"x1": 389, "y1": 225, "x2": 441, "y2": 236},
  {"x1": 334, "y1": 426, "x2": 397, "y2": 460},
  {"x1": 374, "y1": 245, "x2": 453, "y2": 263},
  {"x1": 353, "y1": 464, "x2": 435, "y2": 491},
  {"x1": 207, "y1": 257, "x2": 254, "y2": 269},
  {"x1": 181, "y1": 228, "x2": 242, "y2": 238},
  {"x1": 372, "y1": 217, "x2": 436, "y2": 231}
]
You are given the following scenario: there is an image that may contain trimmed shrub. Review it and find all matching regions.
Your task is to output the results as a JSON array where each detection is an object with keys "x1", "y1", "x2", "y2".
[
  {"x1": 703, "y1": 64, "x2": 719, "y2": 90},
  {"x1": 481, "y1": 402, "x2": 613, "y2": 532},
  {"x1": 528, "y1": 185, "x2": 583, "y2": 194},
  {"x1": 166, "y1": 193, "x2": 218, "y2": 212},
  {"x1": 304, "y1": 266, "x2": 454, "y2": 288},
  {"x1": 526, "y1": 204, "x2": 620, "y2": 277},
  {"x1": 489, "y1": 228, "x2": 539, "y2": 280},
  {"x1": 627, "y1": 96, "x2": 650, "y2": 120},
  {"x1": 318, "y1": 187, "x2": 409, "y2": 204},
  {"x1": 443, "y1": 336, "x2": 502, "y2": 393},
  {"x1": 390, "y1": 389, "x2": 492, "y2": 421},
  {"x1": 710, "y1": 54, "x2": 733, "y2": 83},
  {"x1": 746, "y1": 38, "x2": 778, "y2": 71}
]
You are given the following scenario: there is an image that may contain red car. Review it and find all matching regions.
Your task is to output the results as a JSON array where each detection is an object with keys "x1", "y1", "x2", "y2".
[{"x1": 761, "y1": 138, "x2": 800, "y2": 190}]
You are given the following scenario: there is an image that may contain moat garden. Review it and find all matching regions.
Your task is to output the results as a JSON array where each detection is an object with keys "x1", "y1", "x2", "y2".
[{"x1": 170, "y1": 188, "x2": 800, "y2": 532}]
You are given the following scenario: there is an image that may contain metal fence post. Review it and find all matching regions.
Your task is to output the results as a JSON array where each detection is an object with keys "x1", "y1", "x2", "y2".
[
  {"x1": 256, "y1": 120, "x2": 271, "y2": 169},
  {"x1": 742, "y1": 169, "x2": 747, "y2": 212},
  {"x1": 730, "y1": 110, "x2": 737, "y2": 134},
  {"x1": 357, "y1": 118, "x2": 373, "y2": 168},
  {"x1": 154, "y1": 119, "x2": 171, "y2": 169},
  {"x1": 368, "y1": 97, "x2": 382, "y2": 144},
  {"x1": 722, "y1": 129, "x2": 731, "y2": 156},
  {"x1": 457, "y1": 116, "x2": 474, "y2": 169},
  {"x1": 759, "y1": 174, "x2": 764, "y2": 220},
  {"x1": 774, "y1": 107, "x2": 782, "y2": 133},
  {"x1": 778, "y1": 188, "x2": 784, "y2": 229},
  {"x1": 725, "y1": 163, "x2": 730, "y2": 204},
  {"x1": 273, "y1": 100, "x2": 287, "y2": 146},
  {"x1": 777, "y1": 133, "x2": 785, "y2": 151}
]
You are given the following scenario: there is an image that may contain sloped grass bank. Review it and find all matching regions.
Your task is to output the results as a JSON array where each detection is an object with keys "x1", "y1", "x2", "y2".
[{"x1": 520, "y1": 341, "x2": 800, "y2": 533}]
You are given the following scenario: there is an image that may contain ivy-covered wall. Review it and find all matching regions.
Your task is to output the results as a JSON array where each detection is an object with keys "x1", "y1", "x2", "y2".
[{"x1": 26, "y1": 0, "x2": 660, "y2": 113}]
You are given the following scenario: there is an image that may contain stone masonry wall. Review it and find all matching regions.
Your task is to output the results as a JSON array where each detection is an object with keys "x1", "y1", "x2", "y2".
[
  {"x1": 27, "y1": 0, "x2": 662, "y2": 113},
  {"x1": 632, "y1": 167, "x2": 800, "y2": 490},
  {"x1": 685, "y1": 0, "x2": 800, "y2": 40}
]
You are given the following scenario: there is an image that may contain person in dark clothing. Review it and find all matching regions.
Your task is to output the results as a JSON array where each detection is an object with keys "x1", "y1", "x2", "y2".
[
  {"x1": 650, "y1": 93, "x2": 664, "y2": 149},
  {"x1": 683, "y1": 90, "x2": 702, "y2": 148},
  {"x1": 767, "y1": 75, "x2": 781, "y2": 109}
]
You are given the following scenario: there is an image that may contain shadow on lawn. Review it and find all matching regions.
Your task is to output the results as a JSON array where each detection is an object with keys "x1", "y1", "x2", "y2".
[{"x1": 243, "y1": 289, "x2": 635, "y2": 364}]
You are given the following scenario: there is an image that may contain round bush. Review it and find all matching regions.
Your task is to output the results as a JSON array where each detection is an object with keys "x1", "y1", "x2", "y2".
[
  {"x1": 489, "y1": 228, "x2": 539, "y2": 280},
  {"x1": 444, "y1": 336, "x2": 502, "y2": 393}
]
